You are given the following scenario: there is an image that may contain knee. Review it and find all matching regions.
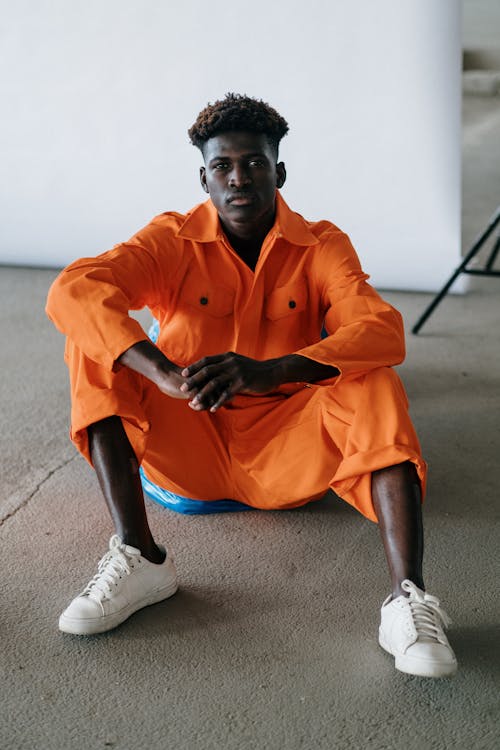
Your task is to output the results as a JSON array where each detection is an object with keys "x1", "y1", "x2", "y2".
[
  {"x1": 88, "y1": 415, "x2": 124, "y2": 439},
  {"x1": 88, "y1": 415, "x2": 143, "y2": 466},
  {"x1": 67, "y1": 338, "x2": 146, "y2": 408},
  {"x1": 363, "y1": 367, "x2": 406, "y2": 401}
]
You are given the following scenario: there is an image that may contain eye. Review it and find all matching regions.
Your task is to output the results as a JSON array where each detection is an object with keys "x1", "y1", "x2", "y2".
[
  {"x1": 249, "y1": 159, "x2": 265, "y2": 167},
  {"x1": 214, "y1": 162, "x2": 229, "y2": 170}
]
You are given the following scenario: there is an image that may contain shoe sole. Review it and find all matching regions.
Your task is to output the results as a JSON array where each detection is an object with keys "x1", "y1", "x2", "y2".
[
  {"x1": 378, "y1": 629, "x2": 457, "y2": 678},
  {"x1": 58, "y1": 579, "x2": 179, "y2": 635}
]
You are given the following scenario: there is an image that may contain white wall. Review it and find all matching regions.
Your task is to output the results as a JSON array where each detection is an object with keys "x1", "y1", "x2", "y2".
[{"x1": 0, "y1": 0, "x2": 461, "y2": 291}]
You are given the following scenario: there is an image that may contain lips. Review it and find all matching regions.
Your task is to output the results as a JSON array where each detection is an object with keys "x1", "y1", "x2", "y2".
[{"x1": 227, "y1": 194, "x2": 256, "y2": 206}]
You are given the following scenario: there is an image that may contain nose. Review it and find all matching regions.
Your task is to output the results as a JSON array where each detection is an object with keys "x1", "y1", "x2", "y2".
[{"x1": 228, "y1": 164, "x2": 251, "y2": 188}]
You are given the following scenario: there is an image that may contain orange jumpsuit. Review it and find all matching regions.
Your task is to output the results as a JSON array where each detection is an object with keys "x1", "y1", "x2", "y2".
[{"x1": 46, "y1": 192, "x2": 426, "y2": 522}]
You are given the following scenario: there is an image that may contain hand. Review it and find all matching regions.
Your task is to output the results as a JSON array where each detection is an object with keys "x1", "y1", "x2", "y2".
[
  {"x1": 153, "y1": 362, "x2": 191, "y2": 400},
  {"x1": 180, "y1": 352, "x2": 281, "y2": 412},
  {"x1": 116, "y1": 340, "x2": 190, "y2": 400}
]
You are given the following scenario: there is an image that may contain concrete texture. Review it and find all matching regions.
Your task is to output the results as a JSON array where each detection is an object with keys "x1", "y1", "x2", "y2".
[
  {"x1": 1, "y1": 94, "x2": 500, "y2": 748},
  {"x1": 463, "y1": 0, "x2": 500, "y2": 52},
  {"x1": 462, "y1": 70, "x2": 500, "y2": 96},
  {"x1": 462, "y1": 95, "x2": 500, "y2": 254}
]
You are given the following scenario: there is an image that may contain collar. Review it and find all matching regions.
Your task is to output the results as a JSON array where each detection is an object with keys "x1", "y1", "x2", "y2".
[{"x1": 176, "y1": 191, "x2": 319, "y2": 246}]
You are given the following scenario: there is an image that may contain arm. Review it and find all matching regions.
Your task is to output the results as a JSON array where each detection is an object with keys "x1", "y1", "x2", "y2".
[
  {"x1": 180, "y1": 352, "x2": 339, "y2": 412},
  {"x1": 294, "y1": 231, "x2": 405, "y2": 379},
  {"x1": 275, "y1": 354, "x2": 339, "y2": 383},
  {"x1": 116, "y1": 340, "x2": 189, "y2": 399},
  {"x1": 180, "y1": 231, "x2": 402, "y2": 412},
  {"x1": 46, "y1": 220, "x2": 182, "y2": 371}
]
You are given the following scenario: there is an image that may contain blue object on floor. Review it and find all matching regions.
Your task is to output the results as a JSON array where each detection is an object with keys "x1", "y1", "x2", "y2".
[
  {"x1": 148, "y1": 317, "x2": 160, "y2": 342},
  {"x1": 140, "y1": 467, "x2": 252, "y2": 514},
  {"x1": 140, "y1": 317, "x2": 251, "y2": 514}
]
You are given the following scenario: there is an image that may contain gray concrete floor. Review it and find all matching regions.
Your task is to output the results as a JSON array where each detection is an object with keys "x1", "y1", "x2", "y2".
[{"x1": 1, "y1": 93, "x2": 499, "y2": 749}]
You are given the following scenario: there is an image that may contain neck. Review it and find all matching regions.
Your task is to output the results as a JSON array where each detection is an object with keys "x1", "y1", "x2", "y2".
[
  {"x1": 221, "y1": 228, "x2": 262, "y2": 271},
  {"x1": 220, "y1": 211, "x2": 275, "y2": 260}
]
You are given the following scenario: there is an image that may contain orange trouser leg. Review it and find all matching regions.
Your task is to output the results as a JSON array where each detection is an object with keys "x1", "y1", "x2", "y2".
[
  {"x1": 223, "y1": 367, "x2": 426, "y2": 521},
  {"x1": 325, "y1": 367, "x2": 426, "y2": 521},
  {"x1": 64, "y1": 339, "x2": 234, "y2": 501},
  {"x1": 65, "y1": 339, "x2": 425, "y2": 521},
  {"x1": 65, "y1": 338, "x2": 150, "y2": 466}
]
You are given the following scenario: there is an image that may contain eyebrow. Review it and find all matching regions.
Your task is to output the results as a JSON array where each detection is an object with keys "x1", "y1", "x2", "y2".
[{"x1": 208, "y1": 152, "x2": 269, "y2": 164}]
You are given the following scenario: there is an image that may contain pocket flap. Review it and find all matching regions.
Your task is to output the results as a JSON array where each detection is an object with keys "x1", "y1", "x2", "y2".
[
  {"x1": 266, "y1": 281, "x2": 308, "y2": 320},
  {"x1": 182, "y1": 275, "x2": 235, "y2": 318}
]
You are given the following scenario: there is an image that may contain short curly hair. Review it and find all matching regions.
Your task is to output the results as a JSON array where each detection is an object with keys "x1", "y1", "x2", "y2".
[{"x1": 188, "y1": 93, "x2": 289, "y2": 156}]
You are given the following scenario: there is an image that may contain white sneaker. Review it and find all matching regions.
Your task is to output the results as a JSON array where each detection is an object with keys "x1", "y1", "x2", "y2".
[
  {"x1": 379, "y1": 579, "x2": 458, "y2": 677},
  {"x1": 59, "y1": 535, "x2": 178, "y2": 635}
]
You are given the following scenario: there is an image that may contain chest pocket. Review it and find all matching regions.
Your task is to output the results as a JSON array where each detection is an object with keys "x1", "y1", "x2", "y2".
[
  {"x1": 181, "y1": 273, "x2": 235, "y2": 318},
  {"x1": 265, "y1": 280, "x2": 308, "y2": 320}
]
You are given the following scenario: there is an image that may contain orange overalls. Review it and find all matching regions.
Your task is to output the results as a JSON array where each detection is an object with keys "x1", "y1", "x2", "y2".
[{"x1": 46, "y1": 192, "x2": 426, "y2": 522}]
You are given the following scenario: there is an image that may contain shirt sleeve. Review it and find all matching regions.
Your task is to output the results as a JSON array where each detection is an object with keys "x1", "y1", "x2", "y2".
[
  {"x1": 295, "y1": 230, "x2": 405, "y2": 382},
  {"x1": 46, "y1": 221, "x2": 181, "y2": 371}
]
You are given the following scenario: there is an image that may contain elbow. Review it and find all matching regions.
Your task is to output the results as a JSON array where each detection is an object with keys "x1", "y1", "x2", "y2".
[
  {"x1": 394, "y1": 338, "x2": 406, "y2": 365},
  {"x1": 393, "y1": 312, "x2": 406, "y2": 364},
  {"x1": 45, "y1": 271, "x2": 68, "y2": 330},
  {"x1": 380, "y1": 308, "x2": 405, "y2": 365},
  {"x1": 45, "y1": 277, "x2": 58, "y2": 317}
]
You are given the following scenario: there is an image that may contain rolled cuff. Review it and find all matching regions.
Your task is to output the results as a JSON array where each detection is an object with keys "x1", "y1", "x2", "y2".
[{"x1": 331, "y1": 445, "x2": 428, "y2": 523}]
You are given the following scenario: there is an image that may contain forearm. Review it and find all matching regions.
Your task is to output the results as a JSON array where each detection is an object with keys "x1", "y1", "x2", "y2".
[
  {"x1": 116, "y1": 340, "x2": 180, "y2": 382},
  {"x1": 179, "y1": 351, "x2": 340, "y2": 412},
  {"x1": 272, "y1": 354, "x2": 339, "y2": 386},
  {"x1": 297, "y1": 309, "x2": 405, "y2": 378}
]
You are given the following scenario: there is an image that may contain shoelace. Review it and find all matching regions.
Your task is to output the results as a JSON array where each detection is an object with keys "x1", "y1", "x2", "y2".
[
  {"x1": 402, "y1": 580, "x2": 451, "y2": 644},
  {"x1": 81, "y1": 536, "x2": 138, "y2": 604}
]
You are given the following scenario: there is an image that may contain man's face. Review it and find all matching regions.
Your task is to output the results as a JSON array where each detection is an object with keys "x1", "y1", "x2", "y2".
[{"x1": 200, "y1": 131, "x2": 286, "y2": 238}]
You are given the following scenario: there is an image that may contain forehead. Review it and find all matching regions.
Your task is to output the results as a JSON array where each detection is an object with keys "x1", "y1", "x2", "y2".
[{"x1": 203, "y1": 131, "x2": 274, "y2": 162}]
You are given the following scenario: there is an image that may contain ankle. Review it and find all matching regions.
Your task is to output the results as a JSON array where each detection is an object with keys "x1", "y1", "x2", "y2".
[
  {"x1": 392, "y1": 577, "x2": 425, "y2": 599},
  {"x1": 119, "y1": 533, "x2": 166, "y2": 564},
  {"x1": 141, "y1": 545, "x2": 166, "y2": 565}
]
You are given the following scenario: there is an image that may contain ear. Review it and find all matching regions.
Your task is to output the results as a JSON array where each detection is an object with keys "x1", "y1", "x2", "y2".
[
  {"x1": 276, "y1": 162, "x2": 286, "y2": 189},
  {"x1": 200, "y1": 166, "x2": 209, "y2": 194}
]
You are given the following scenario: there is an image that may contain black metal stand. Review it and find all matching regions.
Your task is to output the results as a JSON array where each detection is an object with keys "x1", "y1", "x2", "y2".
[{"x1": 412, "y1": 205, "x2": 500, "y2": 334}]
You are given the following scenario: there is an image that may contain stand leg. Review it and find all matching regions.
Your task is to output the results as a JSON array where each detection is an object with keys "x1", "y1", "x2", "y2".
[
  {"x1": 412, "y1": 206, "x2": 500, "y2": 334},
  {"x1": 485, "y1": 234, "x2": 500, "y2": 271}
]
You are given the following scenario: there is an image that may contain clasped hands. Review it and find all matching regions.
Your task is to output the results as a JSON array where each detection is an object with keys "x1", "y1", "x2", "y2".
[
  {"x1": 157, "y1": 352, "x2": 282, "y2": 412},
  {"x1": 118, "y1": 340, "x2": 338, "y2": 412}
]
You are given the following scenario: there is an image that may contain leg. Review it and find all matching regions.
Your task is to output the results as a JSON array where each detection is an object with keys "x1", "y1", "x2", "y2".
[
  {"x1": 371, "y1": 461, "x2": 424, "y2": 598},
  {"x1": 88, "y1": 415, "x2": 165, "y2": 564},
  {"x1": 373, "y1": 462, "x2": 457, "y2": 677},
  {"x1": 232, "y1": 370, "x2": 456, "y2": 676},
  {"x1": 59, "y1": 415, "x2": 178, "y2": 634},
  {"x1": 58, "y1": 342, "x2": 179, "y2": 634}
]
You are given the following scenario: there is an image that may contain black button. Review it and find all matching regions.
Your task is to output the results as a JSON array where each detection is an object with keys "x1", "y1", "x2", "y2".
[
  {"x1": 200, "y1": 296, "x2": 208, "y2": 305},
  {"x1": 288, "y1": 300, "x2": 296, "y2": 309}
]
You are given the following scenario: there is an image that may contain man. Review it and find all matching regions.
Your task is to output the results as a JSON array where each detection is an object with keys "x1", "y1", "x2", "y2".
[{"x1": 46, "y1": 93, "x2": 457, "y2": 677}]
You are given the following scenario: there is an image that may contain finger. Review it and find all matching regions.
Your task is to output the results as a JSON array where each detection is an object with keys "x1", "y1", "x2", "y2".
[
  {"x1": 180, "y1": 363, "x2": 224, "y2": 389},
  {"x1": 181, "y1": 354, "x2": 227, "y2": 378},
  {"x1": 209, "y1": 387, "x2": 234, "y2": 412},
  {"x1": 180, "y1": 363, "x2": 232, "y2": 393},
  {"x1": 189, "y1": 376, "x2": 233, "y2": 410}
]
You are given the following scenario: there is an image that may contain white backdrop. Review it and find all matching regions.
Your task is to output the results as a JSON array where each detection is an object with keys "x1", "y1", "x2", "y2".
[{"x1": 0, "y1": 0, "x2": 461, "y2": 291}]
